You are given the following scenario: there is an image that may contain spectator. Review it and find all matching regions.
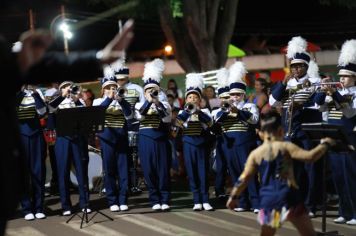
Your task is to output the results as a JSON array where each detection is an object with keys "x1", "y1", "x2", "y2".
[
  {"x1": 249, "y1": 78, "x2": 270, "y2": 114},
  {"x1": 167, "y1": 78, "x2": 183, "y2": 98}
]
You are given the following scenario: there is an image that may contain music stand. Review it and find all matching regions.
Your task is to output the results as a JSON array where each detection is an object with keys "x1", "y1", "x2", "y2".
[
  {"x1": 302, "y1": 123, "x2": 354, "y2": 236},
  {"x1": 56, "y1": 106, "x2": 114, "y2": 228}
]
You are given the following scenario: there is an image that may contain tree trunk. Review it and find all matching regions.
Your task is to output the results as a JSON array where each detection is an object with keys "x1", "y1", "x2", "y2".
[{"x1": 158, "y1": 0, "x2": 239, "y2": 73}]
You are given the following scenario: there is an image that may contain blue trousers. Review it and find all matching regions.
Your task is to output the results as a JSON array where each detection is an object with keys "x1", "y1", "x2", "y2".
[
  {"x1": 138, "y1": 135, "x2": 171, "y2": 206},
  {"x1": 329, "y1": 152, "x2": 356, "y2": 219},
  {"x1": 183, "y1": 142, "x2": 209, "y2": 204},
  {"x1": 100, "y1": 138, "x2": 128, "y2": 206},
  {"x1": 223, "y1": 140, "x2": 260, "y2": 209},
  {"x1": 214, "y1": 140, "x2": 227, "y2": 197},
  {"x1": 20, "y1": 133, "x2": 45, "y2": 215},
  {"x1": 55, "y1": 136, "x2": 89, "y2": 210}
]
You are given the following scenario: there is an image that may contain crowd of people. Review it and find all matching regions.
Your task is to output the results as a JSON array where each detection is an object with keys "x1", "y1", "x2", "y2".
[{"x1": 1, "y1": 24, "x2": 355, "y2": 236}]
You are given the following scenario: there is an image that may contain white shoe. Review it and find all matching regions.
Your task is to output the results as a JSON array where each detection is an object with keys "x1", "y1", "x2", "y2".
[
  {"x1": 82, "y1": 208, "x2": 92, "y2": 214},
  {"x1": 308, "y1": 211, "x2": 315, "y2": 218},
  {"x1": 63, "y1": 210, "x2": 71, "y2": 216},
  {"x1": 161, "y1": 204, "x2": 170, "y2": 211},
  {"x1": 193, "y1": 204, "x2": 202, "y2": 211},
  {"x1": 152, "y1": 204, "x2": 161, "y2": 211},
  {"x1": 110, "y1": 205, "x2": 120, "y2": 212},
  {"x1": 253, "y1": 209, "x2": 260, "y2": 214},
  {"x1": 334, "y1": 216, "x2": 346, "y2": 224},
  {"x1": 234, "y1": 208, "x2": 246, "y2": 212},
  {"x1": 35, "y1": 213, "x2": 46, "y2": 219},
  {"x1": 346, "y1": 219, "x2": 356, "y2": 225},
  {"x1": 202, "y1": 203, "x2": 214, "y2": 211},
  {"x1": 24, "y1": 213, "x2": 35, "y2": 221},
  {"x1": 120, "y1": 205, "x2": 129, "y2": 211}
]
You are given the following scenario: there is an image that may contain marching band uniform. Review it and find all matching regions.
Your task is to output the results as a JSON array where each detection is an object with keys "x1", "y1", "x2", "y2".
[
  {"x1": 314, "y1": 40, "x2": 356, "y2": 225},
  {"x1": 269, "y1": 36, "x2": 322, "y2": 216},
  {"x1": 213, "y1": 62, "x2": 260, "y2": 212},
  {"x1": 49, "y1": 81, "x2": 90, "y2": 215},
  {"x1": 176, "y1": 73, "x2": 214, "y2": 211},
  {"x1": 111, "y1": 59, "x2": 145, "y2": 194},
  {"x1": 135, "y1": 59, "x2": 172, "y2": 211},
  {"x1": 211, "y1": 68, "x2": 230, "y2": 199},
  {"x1": 93, "y1": 67, "x2": 133, "y2": 212},
  {"x1": 16, "y1": 86, "x2": 47, "y2": 220}
]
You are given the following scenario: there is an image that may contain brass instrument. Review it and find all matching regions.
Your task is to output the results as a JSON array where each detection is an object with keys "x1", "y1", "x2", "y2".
[
  {"x1": 116, "y1": 87, "x2": 128, "y2": 98},
  {"x1": 221, "y1": 100, "x2": 231, "y2": 113},
  {"x1": 184, "y1": 102, "x2": 197, "y2": 114},
  {"x1": 69, "y1": 84, "x2": 81, "y2": 95},
  {"x1": 150, "y1": 89, "x2": 159, "y2": 99}
]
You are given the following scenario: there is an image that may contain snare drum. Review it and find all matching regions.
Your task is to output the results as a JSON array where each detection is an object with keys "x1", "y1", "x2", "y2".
[
  {"x1": 128, "y1": 131, "x2": 139, "y2": 147},
  {"x1": 70, "y1": 151, "x2": 102, "y2": 190}
]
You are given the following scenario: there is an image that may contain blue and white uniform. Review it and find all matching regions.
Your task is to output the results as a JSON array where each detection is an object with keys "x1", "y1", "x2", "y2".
[
  {"x1": 212, "y1": 101, "x2": 260, "y2": 209},
  {"x1": 135, "y1": 100, "x2": 172, "y2": 206},
  {"x1": 49, "y1": 87, "x2": 90, "y2": 212},
  {"x1": 93, "y1": 74, "x2": 133, "y2": 208},
  {"x1": 16, "y1": 88, "x2": 46, "y2": 216}
]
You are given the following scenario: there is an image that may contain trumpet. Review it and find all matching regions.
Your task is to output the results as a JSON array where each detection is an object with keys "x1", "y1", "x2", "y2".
[
  {"x1": 184, "y1": 102, "x2": 197, "y2": 114},
  {"x1": 69, "y1": 84, "x2": 81, "y2": 95},
  {"x1": 221, "y1": 100, "x2": 231, "y2": 112},
  {"x1": 116, "y1": 87, "x2": 127, "y2": 98},
  {"x1": 150, "y1": 89, "x2": 159, "y2": 98}
]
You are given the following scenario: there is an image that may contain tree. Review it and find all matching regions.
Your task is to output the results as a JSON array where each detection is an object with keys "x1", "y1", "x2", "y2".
[{"x1": 68, "y1": 0, "x2": 239, "y2": 72}]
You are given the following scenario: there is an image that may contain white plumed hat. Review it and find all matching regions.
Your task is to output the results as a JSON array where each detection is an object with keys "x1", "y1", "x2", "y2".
[
  {"x1": 338, "y1": 39, "x2": 356, "y2": 76},
  {"x1": 185, "y1": 73, "x2": 204, "y2": 98},
  {"x1": 228, "y1": 61, "x2": 247, "y2": 94},
  {"x1": 216, "y1": 68, "x2": 230, "y2": 98},
  {"x1": 142, "y1": 58, "x2": 165, "y2": 90},
  {"x1": 286, "y1": 36, "x2": 311, "y2": 65}
]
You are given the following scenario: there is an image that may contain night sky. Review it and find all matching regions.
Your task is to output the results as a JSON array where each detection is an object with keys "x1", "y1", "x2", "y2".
[{"x1": 1, "y1": 0, "x2": 356, "y2": 56}]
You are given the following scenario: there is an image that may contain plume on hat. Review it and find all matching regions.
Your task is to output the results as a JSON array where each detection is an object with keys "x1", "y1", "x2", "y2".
[
  {"x1": 185, "y1": 73, "x2": 204, "y2": 90},
  {"x1": 338, "y1": 39, "x2": 356, "y2": 66},
  {"x1": 111, "y1": 58, "x2": 127, "y2": 72},
  {"x1": 228, "y1": 61, "x2": 247, "y2": 85},
  {"x1": 103, "y1": 65, "x2": 115, "y2": 79},
  {"x1": 142, "y1": 58, "x2": 165, "y2": 83},
  {"x1": 286, "y1": 36, "x2": 307, "y2": 59},
  {"x1": 307, "y1": 60, "x2": 320, "y2": 78},
  {"x1": 216, "y1": 68, "x2": 229, "y2": 89}
]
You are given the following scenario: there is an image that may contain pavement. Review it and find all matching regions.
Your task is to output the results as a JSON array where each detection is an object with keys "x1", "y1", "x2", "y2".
[{"x1": 5, "y1": 179, "x2": 356, "y2": 236}]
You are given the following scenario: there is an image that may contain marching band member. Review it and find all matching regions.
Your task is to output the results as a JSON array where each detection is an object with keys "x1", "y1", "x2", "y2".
[
  {"x1": 135, "y1": 59, "x2": 172, "y2": 211},
  {"x1": 269, "y1": 36, "x2": 323, "y2": 217},
  {"x1": 93, "y1": 66, "x2": 133, "y2": 212},
  {"x1": 213, "y1": 62, "x2": 260, "y2": 213},
  {"x1": 111, "y1": 59, "x2": 145, "y2": 194},
  {"x1": 49, "y1": 81, "x2": 90, "y2": 216},
  {"x1": 16, "y1": 85, "x2": 47, "y2": 220},
  {"x1": 211, "y1": 68, "x2": 230, "y2": 199},
  {"x1": 314, "y1": 40, "x2": 356, "y2": 225},
  {"x1": 176, "y1": 73, "x2": 214, "y2": 211},
  {"x1": 227, "y1": 110, "x2": 336, "y2": 236}
]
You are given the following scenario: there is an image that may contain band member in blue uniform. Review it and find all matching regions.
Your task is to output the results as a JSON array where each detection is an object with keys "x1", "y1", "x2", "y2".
[
  {"x1": 49, "y1": 81, "x2": 90, "y2": 216},
  {"x1": 213, "y1": 62, "x2": 260, "y2": 213},
  {"x1": 135, "y1": 59, "x2": 172, "y2": 211},
  {"x1": 314, "y1": 39, "x2": 356, "y2": 225},
  {"x1": 176, "y1": 73, "x2": 214, "y2": 211},
  {"x1": 269, "y1": 36, "x2": 322, "y2": 217},
  {"x1": 111, "y1": 59, "x2": 145, "y2": 194},
  {"x1": 227, "y1": 110, "x2": 335, "y2": 236},
  {"x1": 16, "y1": 85, "x2": 47, "y2": 220},
  {"x1": 93, "y1": 66, "x2": 133, "y2": 212},
  {"x1": 211, "y1": 68, "x2": 230, "y2": 199}
]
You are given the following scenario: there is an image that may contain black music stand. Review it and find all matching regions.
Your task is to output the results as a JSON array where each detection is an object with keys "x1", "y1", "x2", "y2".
[
  {"x1": 302, "y1": 123, "x2": 354, "y2": 236},
  {"x1": 56, "y1": 106, "x2": 114, "y2": 228}
]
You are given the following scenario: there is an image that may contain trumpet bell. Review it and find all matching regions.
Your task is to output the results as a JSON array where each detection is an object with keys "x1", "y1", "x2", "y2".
[
  {"x1": 184, "y1": 102, "x2": 197, "y2": 114},
  {"x1": 117, "y1": 87, "x2": 128, "y2": 97}
]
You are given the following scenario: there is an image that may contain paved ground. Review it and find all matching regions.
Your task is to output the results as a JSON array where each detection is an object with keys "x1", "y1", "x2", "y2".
[{"x1": 4, "y1": 180, "x2": 356, "y2": 236}]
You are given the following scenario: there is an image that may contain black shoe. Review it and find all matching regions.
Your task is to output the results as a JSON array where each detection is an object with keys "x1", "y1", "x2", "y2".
[{"x1": 130, "y1": 187, "x2": 142, "y2": 195}]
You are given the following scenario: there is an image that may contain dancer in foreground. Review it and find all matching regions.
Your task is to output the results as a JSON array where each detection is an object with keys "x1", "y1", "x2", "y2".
[{"x1": 226, "y1": 110, "x2": 335, "y2": 236}]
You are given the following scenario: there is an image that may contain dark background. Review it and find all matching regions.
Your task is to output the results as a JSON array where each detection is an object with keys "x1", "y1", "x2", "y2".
[{"x1": 1, "y1": 0, "x2": 356, "y2": 56}]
